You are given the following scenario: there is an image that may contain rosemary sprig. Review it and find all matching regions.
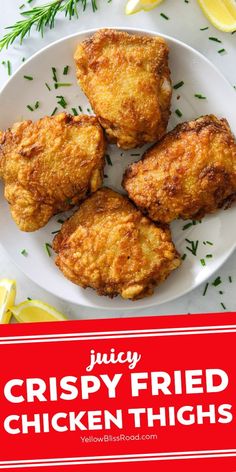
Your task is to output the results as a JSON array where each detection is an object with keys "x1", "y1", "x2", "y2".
[{"x1": 0, "y1": 0, "x2": 106, "y2": 51}]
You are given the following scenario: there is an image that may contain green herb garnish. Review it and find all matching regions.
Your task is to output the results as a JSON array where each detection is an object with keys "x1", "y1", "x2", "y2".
[
  {"x1": 54, "y1": 82, "x2": 72, "y2": 89},
  {"x1": 24, "y1": 75, "x2": 33, "y2": 80},
  {"x1": 71, "y1": 107, "x2": 78, "y2": 115},
  {"x1": 173, "y1": 81, "x2": 184, "y2": 90},
  {"x1": 21, "y1": 249, "x2": 28, "y2": 256},
  {"x1": 200, "y1": 27, "x2": 209, "y2": 31},
  {"x1": 218, "y1": 48, "x2": 226, "y2": 54},
  {"x1": 105, "y1": 154, "x2": 112, "y2": 166},
  {"x1": 229, "y1": 276, "x2": 232, "y2": 283},
  {"x1": 45, "y1": 82, "x2": 51, "y2": 91},
  {"x1": 194, "y1": 93, "x2": 207, "y2": 99},
  {"x1": 78, "y1": 105, "x2": 83, "y2": 112},
  {"x1": 0, "y1": 1, "x2": 109, "y2": 51},
  {"x1": 212, "y1": 276, "x2": 222, "y2": 287},
  {"x1": 175, "y1": 109, "x2": 182, "y2": 117},
  {"x1": 52, "y1": 66, "x2": 58, "y2": 82},
  {"x1": 160, "y1": 12, "x2": 169, "y2": 19},
  {"x1": 221, "y1": 302, "x2": 226, "y2": 310},
  {"x1": 51, "y1": 106, "x2": 58, "y2": 116},
  {"x1": 45, "y1": 243, "x2": 52, "y2": 257},
  {"x1": 56, "y1": 95, "x2": 67, "y2": 109},
  {"x1": 209, "y1": 36, "x2": 222, "y2": 43},
  {"x1": 57, "y1": 218, "x2": 64, "y2": 224},
  {"x1": 185, "y1": 238, "x2": 199, "y2": 256},
  {"x1": 203, "y1": 282, "x2": 209, "y2": 296},
  {"x1": 200, "y1": 258, "x2": 206, "y2": 266},
  {"x1": 63, "y1": 65, "x2": 69, "y2": 75},
  {"x1": 181, "y1": 254, "x2": 187, "y2": 261}
]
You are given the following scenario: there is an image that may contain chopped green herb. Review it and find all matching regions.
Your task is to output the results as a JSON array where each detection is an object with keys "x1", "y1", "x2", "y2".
[
  {"x1": 51, "y1": 230, "x2": 60, "y2": 235},
  {"x1": 181, "y1": 253, "x2": 187, "y2": 261},
  {"x1": 52, "y1": 67, "x2": 57, "y2": 82},
  {"x1": 212, "y1": 276, "x2": 222, "y2": 287},
  {"x1": 45, "y1": 82, "x2": 51, "y2": 91},
  {"x1": 71, "y1": 107, "x2": 78, "y2": 116},
  {"x1": 7, "y1": 60, "x2": 11, "y2": 76},
  {"x1": 45, "y1": 243, "x2": 52, "y2": 257},
  {"x1": 104, "y1": 174, "x2": 108, "y2": 178},
  {"x1": 78, "y1": 105, "x2": 83, "y2": 112},
  {"x1": 182, "y1": 222, "x2": 193, "y2": 231},
  {"x1": 19, "y1": 4, "x2": 25, "y2": 9},
  {"x1": 185, "y1": 238, "x2": 199, "y2": 256},
  {"x1": 200, "y1": 27, "x2": 209, "y2": 31},
  {"x1": 203, "y1": 282, "x2": 209, "y2": 296},
  {"x1": 57, "y1": 219, "x2": 64, "y2": 224},
  {"x1": 173, "y1": 81, "x2": 184, "y2": 90},
  {"x1": 200, "y1": 258, "x2": 206, "y2": 267},
  {"x1": 219, "y1": 290, "x2": 224, "y2": 295},
  {"x1": 160, "y1": 12, "x2": 169, "y2": 19},
  {"x1": 218, "y1": 48, "x2": 226, "y2": 54},
  {"x1": 22, "y1": 57, "x2": 25, "y2": 62},
  {"x1": 51, "y1": 106, "x2": 58, "y2": 116},
  {"x1": 175, "y1": 109, "x2": 182, "y2": 117},
  {"x1": 57, "y1": 95, "x2": 67, "y2": 109},
  {"x1": 63, "y1": 65, "x2": 69, "y2": 75},
  {"x1": 209, "y1": 36, "x2": 222, "y2": 43},
  {"x1": 105, "y1": 154, "x2": 113, "y2": 166},
  {"x1": 184, "y1": 0, "x2": 189, "y2": 3},
  {"x1": 27, "y1": 101, "x2": 39, "y2": 111},
  {"x1": 221, "y1": 302, "x2": 226, "y2": 310},
  {"x1": 206, "y1": 254, "x2": 213, "y2": 258},
  {"x1": 194, "y1": 93, "x2": 207, "y2": 99},
  {"x1": 87, "y1": 108, "x2": 91, "y2": 113},
  {"x1": 54, "y1": 82, "x2": 72, "y2": 89},
  {"x1": 21, "y1": 249, "x2": 28, "y2": 256},
  {"x1": 24, "y1": 75, "x2": 33, "y2": 80},
  {"x1": 27, "y1": 297, "x2": 32, "y2": 300},
  {"x1": 232, "y1": 30, "x2": 236, "y2": 34},
  {"x1": 229, "y1": 276, "x2": 232, "y2": 283},
  {"x1": 130, "y1": 153, "x2": 140, "y2": 156}
]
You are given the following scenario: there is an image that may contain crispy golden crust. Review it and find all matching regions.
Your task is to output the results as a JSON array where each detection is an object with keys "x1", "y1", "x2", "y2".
[
  {"x1": 0, "y1": 113, "x2": 106, "y2": 231},
  {"x1": 74, "y1": 29, "x2": 172, "y2": 150},
  {"x1": 123, "y1": 115, "x2": 236, "y2": 223},
  {"x1": 53, "y1": 188, "x2": 181, "y2": 300}
]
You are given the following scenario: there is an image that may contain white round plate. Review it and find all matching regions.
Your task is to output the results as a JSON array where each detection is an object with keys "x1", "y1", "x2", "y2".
[{"x1": 0, "y1": 28, "x2": 236, "y2": 310}]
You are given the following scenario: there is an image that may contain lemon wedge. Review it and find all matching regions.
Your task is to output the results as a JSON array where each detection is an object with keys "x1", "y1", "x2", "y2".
[
  {"x1": 10, "y1": 300, "x2": 67, "y2": 323},
  {"x1": 0, "y1": 279, "x2": 16, "y2": 324},
  {"x1": 125, "y1": 0, "x2": 163, "y2": 15},
  {"x1": 197, "y1": 0, "x2": 236, "y2": 32}
]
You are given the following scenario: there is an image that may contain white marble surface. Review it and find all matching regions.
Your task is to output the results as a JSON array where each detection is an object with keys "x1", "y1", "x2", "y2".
[{"x1": 0, "y1": 0, "x2": 235, "y2": 319}]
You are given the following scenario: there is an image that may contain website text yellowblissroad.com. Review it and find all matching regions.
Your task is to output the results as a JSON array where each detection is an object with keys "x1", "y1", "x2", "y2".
[{"x1": 80, "y1": 433, "x2": 158, "y2": 443}]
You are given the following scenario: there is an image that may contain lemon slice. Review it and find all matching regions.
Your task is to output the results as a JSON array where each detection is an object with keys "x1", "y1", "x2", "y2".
[
  {"x1": 0, "y1": 279, "x2": 16, "y2": 324},
  {"x1": 125, "y1": 0, "x2": 163, "y2": 15},
  {"x1": 11, "y1": 300, "x2": 67, "y2": 323},
  {"x1": 197, "y1": 0, "x2": 236, "y2": 32}
]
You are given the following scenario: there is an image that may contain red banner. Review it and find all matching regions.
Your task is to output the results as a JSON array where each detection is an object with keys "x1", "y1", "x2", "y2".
[{"x1": 0, "y1": 313, "x2": 236, "y2": 471}]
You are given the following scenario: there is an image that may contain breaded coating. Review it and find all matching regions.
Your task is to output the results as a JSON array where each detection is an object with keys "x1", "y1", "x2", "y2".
[
  {"x1": 74, "y1": 29, "x2": 172, "y2": 150},
  {"x1": 0, "y1": 113, "x2": 106, "y2": 231},
  {"x1": 123, "y1": 115, "x2": 236, "y2": 223},
  {"x1": 53, "y1": 188, "x2": 181, "y2": 300}
]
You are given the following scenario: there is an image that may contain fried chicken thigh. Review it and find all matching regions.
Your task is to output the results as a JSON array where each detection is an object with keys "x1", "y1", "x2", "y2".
[
  {"x1": 0, "y1": 113, "x2": 106, "y2": 231},
  {"x1": 53, "y1": 188, "x2": 181, "y2": 300},
  {"x1": 123, "y1": 115, "x2": 236, "y2": 223},
  {"x1": 74, "y1": 29, "x2": 172, "y2": 149}
]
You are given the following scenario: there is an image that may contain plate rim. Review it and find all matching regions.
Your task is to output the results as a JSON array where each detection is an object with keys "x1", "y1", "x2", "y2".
[{"x1": 0, "y1": 26, "x2": 236, "y2": 311}]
